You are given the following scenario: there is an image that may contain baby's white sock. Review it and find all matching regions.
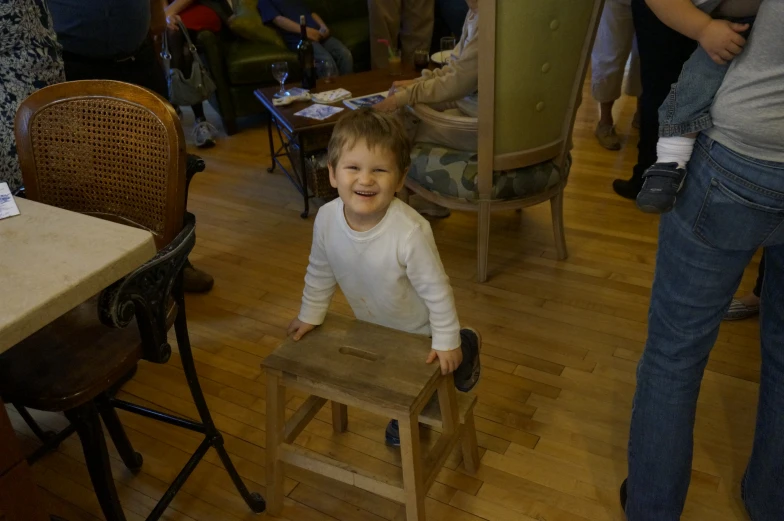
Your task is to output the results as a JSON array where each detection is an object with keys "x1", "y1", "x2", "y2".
[{"x1": 656, "y1": 136, "x2": 696, "y2": 170}]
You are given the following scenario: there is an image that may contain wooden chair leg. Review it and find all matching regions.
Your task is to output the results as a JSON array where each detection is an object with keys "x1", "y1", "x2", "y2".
[
  {"x1": 550, "y1": 189, "x2": 568, "y2": 260},
  {"x1": 265, "y1": 373, "x2": 286, "y2": 516},
  {"x1": 65, "y1": 403, "x2": 127, "y2": 521},
  {"x1": 461, "y1": 410, "x2": 480, "y2": 474},
  {"x1": 477, "y1": 201, "x2": 491, "y2": 283},
  {"x1": 398, "y1": 413, "x2": 426, "y2": 521},
  {"x1": 99, "y1": 403, "x2": 143, "y2": 472},
  {"x1": 331, "y1": 402, "x2": 348, "y2": 434}
]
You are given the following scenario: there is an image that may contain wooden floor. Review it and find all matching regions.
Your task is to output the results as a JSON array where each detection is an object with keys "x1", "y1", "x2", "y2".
[{"x1": 9, "y1": 82, "x2": 763, "y2": 521}]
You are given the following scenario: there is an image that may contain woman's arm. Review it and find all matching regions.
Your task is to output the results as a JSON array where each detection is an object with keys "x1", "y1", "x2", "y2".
[{"x1": 165, "y1": 0, "x2": 195, "y2": 18}]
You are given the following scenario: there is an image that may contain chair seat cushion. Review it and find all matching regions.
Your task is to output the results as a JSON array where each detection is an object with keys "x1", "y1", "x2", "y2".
[
  {"x1": 226, "y1": 41, "x2": 297, "y2": 85},
  {"x1": 0, "y1": 299, "x2": 142, "y2": 412},
  {"x1": 408, "y1": 143, "x2": 570, "y2": 201}
]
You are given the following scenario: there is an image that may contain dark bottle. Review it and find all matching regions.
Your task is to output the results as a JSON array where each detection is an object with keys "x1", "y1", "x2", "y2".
[{"x1": 297, "y1": 15, "x2": 317, "y2": 89}]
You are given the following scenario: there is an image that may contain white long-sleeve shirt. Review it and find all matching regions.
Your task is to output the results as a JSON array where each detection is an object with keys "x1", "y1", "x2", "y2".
[{"x1": 298, "y1": 198, "x2": 461, "y2": 351}]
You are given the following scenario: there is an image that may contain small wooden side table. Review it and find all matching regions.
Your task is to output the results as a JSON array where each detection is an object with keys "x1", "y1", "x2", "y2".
[{"x1": 262, "y1": 313, "x2": 479, "y2": 521}]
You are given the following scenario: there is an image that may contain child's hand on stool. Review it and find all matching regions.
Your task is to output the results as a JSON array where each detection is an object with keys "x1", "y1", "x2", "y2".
[
  {"x1": 288, "y1": 318, "x2": 317, "y2": 341},
  {"x1": 426, "y1": 348, "x2": 463, "y2": 375}
]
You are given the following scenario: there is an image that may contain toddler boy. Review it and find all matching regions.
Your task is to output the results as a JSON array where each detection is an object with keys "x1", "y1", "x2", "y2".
[
  {"x1": 288, "y1": 108, "x2": 481, "y2": 446},
  {"x1": 636, "y1": 0, "x2": 759, "y2": 213}
]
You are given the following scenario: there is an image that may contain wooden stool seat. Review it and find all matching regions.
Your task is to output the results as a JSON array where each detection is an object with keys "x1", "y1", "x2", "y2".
[
  {"x1": 0, "y1": 299, "x2": 141, "y2": 412},
  {"x1": 262, "y1": 313, "x2": 479, "y2": 521}
]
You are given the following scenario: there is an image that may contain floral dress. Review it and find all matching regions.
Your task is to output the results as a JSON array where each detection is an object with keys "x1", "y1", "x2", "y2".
[{"x1": 0, "y1": 0, "x2": 65, "y2": 191}]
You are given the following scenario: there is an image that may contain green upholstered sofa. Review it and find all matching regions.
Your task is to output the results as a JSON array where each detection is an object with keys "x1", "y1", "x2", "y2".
[{"x1": 198, "y1": 0, "x2": 371, "y2": 134}]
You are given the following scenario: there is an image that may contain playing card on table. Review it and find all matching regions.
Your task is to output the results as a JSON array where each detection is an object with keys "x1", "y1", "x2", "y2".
[{"x1": 294, "y1": 104, "x2": 345, "y2": 121}]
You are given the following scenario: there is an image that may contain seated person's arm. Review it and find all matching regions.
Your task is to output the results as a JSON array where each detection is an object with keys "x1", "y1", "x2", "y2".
[
  {"x1": 392, "y1": 42, "x2": 478, "y2": 109},
  {"x1": 271, "y1": 15, "x2": 322, "y2": 41},
  {"x1": 646, "y1": 0, "x2": 749, "y2": 64},
  {"x1": 311, "y1": 12, "x2": 329, "y2": 38},
  {"x1": 405, "y1": 225, "x2": 463, "y2": 375}
]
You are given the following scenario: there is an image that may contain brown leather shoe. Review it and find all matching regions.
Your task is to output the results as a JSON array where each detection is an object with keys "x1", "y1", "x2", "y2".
[{"x1": 183, "y1": 262, "x2": 214, "y2": 293}]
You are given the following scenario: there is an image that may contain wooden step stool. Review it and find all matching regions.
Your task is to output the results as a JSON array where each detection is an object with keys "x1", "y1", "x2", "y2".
[{"x1": 262, "y1": 313, "x2": 479, "y2": 521}]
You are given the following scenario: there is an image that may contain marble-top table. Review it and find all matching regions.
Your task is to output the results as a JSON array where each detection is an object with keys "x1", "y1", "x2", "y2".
[
  {"x1": 0, "y1": 197, "x2": 155, "y2": 519},
  {"x1": 0, "y1": 197, "x2": 156, "y2": 352}
]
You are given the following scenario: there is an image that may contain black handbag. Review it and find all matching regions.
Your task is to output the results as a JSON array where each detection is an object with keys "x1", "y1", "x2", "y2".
[{"x1": 162, "y1": 21, "x2": 216, "y2": 107}]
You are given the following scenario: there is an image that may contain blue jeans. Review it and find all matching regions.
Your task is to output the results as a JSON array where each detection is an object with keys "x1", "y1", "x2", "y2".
[
  {"x1": 312, "y1": 37, "x2": 354, "y2": 76},
  {"x1": 658, "y1": 16, "x2": 754, "y2": 138},
  {"x1": 626, "y1": 134, "x2": 784, "y2": 520}
]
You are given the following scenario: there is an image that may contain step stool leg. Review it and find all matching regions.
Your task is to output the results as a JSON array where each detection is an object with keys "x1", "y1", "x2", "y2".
[
  {"x1": 266, "y1": 372, "x2": 286, "y2": 516},
  {"x1": 398, "y1": 413, "x2": 426, "y2": 521},
  {"x1": 331, "y1": 402, "x2": 348, "y2": 433},
  {"x1": 461, "y1": 409, "x2": 480, "y2": 474}
]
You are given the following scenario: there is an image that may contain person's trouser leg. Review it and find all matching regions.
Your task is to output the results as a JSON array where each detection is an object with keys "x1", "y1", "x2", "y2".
[
  {"x1": 627, "y1": 0, "x2": 696, "y2": 186},
  {"x1": 626, "y1": 135, "x2": 784, "y2": 520},
  {"x1": 319, "y1": 38, "x2": 354, "y2": 75},
  {"x1": 591, "y1": 0, "x2": 636, "y2": 105},
  {"x1": 744, "y1": 245, "x2": 784, "y2": 520},
  {"x1": 401, "y1": 0, "x2": 435, "y2": 64},
  {"x1": 368, "y1": 0, "x2": 402, "y2": 69}
]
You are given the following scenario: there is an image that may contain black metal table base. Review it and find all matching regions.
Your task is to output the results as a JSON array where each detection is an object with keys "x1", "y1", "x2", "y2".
[{"x1": 267, "y1": 114, "x2": 311, "y2": 218}]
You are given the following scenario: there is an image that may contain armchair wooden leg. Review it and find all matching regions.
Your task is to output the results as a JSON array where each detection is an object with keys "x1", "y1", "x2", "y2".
[
  {"x1": 550, "y1": 189, "x2": 568, "y2": 260},
  {"x1": 477, "y1": 201, "x2": 491, "y2": 283},
  {"x1": 66, "y1": 403, "x2": 127, "y2": 521}
]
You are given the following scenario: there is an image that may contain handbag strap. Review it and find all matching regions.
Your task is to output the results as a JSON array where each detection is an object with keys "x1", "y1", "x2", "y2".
[{"x1": 176, "y1": 20, "x2": 209, "y2": 71}]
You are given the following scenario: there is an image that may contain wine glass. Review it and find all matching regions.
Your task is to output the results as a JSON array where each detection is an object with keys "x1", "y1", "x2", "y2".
[
  {"x1": 316, "y1": 59, "x2": 337, "y2": 83},
  {"x1": 271, "y1": 62, "x2": 289, "y2": 98}
]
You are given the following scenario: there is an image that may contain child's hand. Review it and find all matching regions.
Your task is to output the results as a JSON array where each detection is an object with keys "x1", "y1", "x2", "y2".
[
  {"x1": 697, "y1": 19, "x2": 749, "y2": 65},
  {"x1": 288, "y1": 318, "x2": 316, "y2": 341},
  {"x1": 426, "y1": 348, "x2": 463, "y2": 376}
]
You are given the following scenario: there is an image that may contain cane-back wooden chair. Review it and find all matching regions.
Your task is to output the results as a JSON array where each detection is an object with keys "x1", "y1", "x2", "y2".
[{"x1": 0, "y1": 80, "x2": 265, "y2": 520}]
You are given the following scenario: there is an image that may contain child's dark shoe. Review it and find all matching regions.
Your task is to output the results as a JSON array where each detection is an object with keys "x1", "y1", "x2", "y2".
[
  {"x1": 636, "y1": 162, "x2": 686, "y2": 214},
  {"x1": 454, "y1": 328, "x2": 482, "y2": 392},
  {"x1": 385, "y1": 419, "x2": 400, "y2": 447}
]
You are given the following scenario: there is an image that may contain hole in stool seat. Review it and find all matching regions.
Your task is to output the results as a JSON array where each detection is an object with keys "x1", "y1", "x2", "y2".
[{"x1": 338, "y1": 346, "x2": 379, "y2": 362}]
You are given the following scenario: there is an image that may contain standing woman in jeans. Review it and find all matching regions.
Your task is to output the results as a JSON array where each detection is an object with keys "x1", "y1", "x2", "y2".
[
  {"x1": 165, "y1": 0, "x2": 232, "y2": 148},
  {"x1": 622, "y1": 2, "x2": 784, "y2": 519}
]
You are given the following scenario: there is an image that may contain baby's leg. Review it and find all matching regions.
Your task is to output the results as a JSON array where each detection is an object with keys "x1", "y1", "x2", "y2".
[{"x1": 637, "y1": 45, "x2": 731, "y2": 213}]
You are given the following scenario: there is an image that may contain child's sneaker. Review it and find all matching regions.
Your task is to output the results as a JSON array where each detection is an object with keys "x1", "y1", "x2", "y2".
[
  {"x1": 385, "y1": 419, "x2": 401, "y2": 446},
  {"x1": 454, "y1": 328, "x2": 482, "y2": 392},
  {"x1": 636, "y1": 162, "x2": 686, "y2": 214}
]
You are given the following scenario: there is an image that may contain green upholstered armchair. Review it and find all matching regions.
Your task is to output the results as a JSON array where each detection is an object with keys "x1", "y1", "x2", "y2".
[
  {"x1": 402, "y1": 0, "x2": 605, "y2": 282},
  {"x1": 198, "y1": 0, "x2": 371, "y2": 135}
]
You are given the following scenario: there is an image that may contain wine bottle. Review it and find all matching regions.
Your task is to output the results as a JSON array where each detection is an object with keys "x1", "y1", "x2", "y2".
[{"x1": 297, "y1": 15, "x2": 317, "y2": 89}]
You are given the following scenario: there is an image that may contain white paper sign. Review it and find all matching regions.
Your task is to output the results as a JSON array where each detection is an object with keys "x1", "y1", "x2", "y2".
[{"x1": 0, "y1": 182, "x2": 21, "y2": 220}]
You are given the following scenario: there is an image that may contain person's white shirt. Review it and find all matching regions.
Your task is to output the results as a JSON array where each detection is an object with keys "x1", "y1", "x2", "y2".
[{"x1": 298, "y1": 198, "x2": 461, "y2": 351}]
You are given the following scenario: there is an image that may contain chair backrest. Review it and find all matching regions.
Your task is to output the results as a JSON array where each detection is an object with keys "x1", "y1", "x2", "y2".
[
  {"x1": 14, "y1": 80, "x2": 187, "y2": 250},
  {"x1": 477, "y1": 0, "x2": 604, "y2": 198}
]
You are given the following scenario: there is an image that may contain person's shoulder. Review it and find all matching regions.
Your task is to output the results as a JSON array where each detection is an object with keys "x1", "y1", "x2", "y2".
[{"x1": 388, "y1": 199, "x2": 433, "y2": 237}]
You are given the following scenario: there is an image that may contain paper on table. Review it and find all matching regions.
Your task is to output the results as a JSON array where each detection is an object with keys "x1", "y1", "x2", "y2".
[
  {"x1": 311, "y1": 88, "x2": 352, "y2": 104},
  {"x1": 0, "y1": 182, "x2": 20, "y2": 220},
  {"x1": 294, "y1": 104, "x2": 344, "y2": 121}
]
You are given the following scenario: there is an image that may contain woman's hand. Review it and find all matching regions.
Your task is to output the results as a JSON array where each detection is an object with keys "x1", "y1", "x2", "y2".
[
  {"x1": 166, "y1": 14, "x2": 182, "y2": 30},
  {"x1": 392, "y1": 79, "x2": 416, "y2": 89},
  {"x1": 373, "y1": 95, "x2": 399, "y2": 113}
]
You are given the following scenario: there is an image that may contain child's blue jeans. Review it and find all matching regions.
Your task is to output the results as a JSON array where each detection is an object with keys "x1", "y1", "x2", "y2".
[{"x1": 658, "y1": 16, "x2": 755, "y2": 138}]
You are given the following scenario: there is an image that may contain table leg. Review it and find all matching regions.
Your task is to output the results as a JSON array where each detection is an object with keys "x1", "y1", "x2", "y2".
[
  {"x1": 298, "y1": 134, "x2": 310, "y2": 219},
  {"x1": 399, "y1": 412, "x2": 426, "y2": 521},
  {"x1": 265, "y1": 373, "x2": 286, "y2": 515},
  {"x1": 267, "y1": 115, "x2": 276, "y2": 173}
]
